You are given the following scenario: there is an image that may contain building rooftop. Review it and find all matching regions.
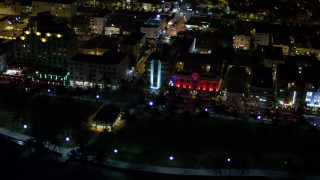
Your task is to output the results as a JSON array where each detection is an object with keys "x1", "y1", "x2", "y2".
[
  {"x1": 73, "y1": 52, "x2": 127, "y2": 65},
  {"x1": 285, "y1": 55, "x2": 317, "y2": 67},
  {"x1": 79, "y1": 35, "x2": 121, "y2": 50},
  {"x1": 260, "y1": 45, "x2": 284, "y2": 61},
  {"x1": 91, "y1": 10, "x2": 111, "y2": 18},
  {"x1": 143, "y1": 16, "x2": 164, "y2": 27},
  {"x1": 93, "y1": 105, "x2": 120, "y2": 123},
  {"x1": 251, "y1": 65, "x2": 273, "y2": 89},
  {"x1": 226, "y1": 66, "x2": 247, "y2": 93},
  {"x1": 32, "y1": 0, "x2": 76, "y2": 4},
  {"x1": 121, "y1": 33, "x2": 146, "y2": 45},
  {"x1": 277, "y1": 64, "x2": 300, "y2": 82}
]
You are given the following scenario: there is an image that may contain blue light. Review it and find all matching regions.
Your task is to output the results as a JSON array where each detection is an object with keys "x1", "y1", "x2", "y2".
[
  {"x1": 114, "y1": 149, "x2": 118, "y2": 153},
  {"x1": 150, "y1": 60, "x2": 162, "y2": 89},
  {"x1": 149, "y1": 101, "x2": 153, "y2": 106}
]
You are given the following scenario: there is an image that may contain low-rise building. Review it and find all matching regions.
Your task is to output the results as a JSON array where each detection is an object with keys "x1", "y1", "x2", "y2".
[
  {"x1": 92, "y1": 105, "x2": 123, "y2": 132},
  {"x1": 32, "y1": 0, "x2": 77, "y2": 20},
  {"x1": 249, "y1": 65, "x2": 274, "y2": 106},
  {"x1": 140, "y1": 15, "x2": 166, "y2": 39},
  {"x1": 90, "y1": 12, "x2": 110, "y2": 34},
  {"x1": 276, "y1": 64, "x2": 300, "y2": 108},
  {"x1": 70, "y1": 52, "x2": 129, "y2": 89},
  {"x1": 233, "y1": 34, "x2": 251, "y2": 50},
  {"x1": 260, "y1": 45, "x2": 284, "y2": 68},
  {"x1": 120, "y1": 32, "x2": 146, "y2": 64}
]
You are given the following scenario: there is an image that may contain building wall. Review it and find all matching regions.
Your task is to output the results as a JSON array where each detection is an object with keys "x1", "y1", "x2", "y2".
[
  {"x1": 170, "y1": 75, "x2": 219, "y2": 92},
  {"x1": 90, "y1": 15, "x2": 108, "y2": 34},
  {"x1": 0, "y1": 2, "x2": 30, "y2": 15},
  {"x1": 145, "y1": 59, "x2": 169, "y2": 89},
  {"x1": 233, "y1": 35, "x2": 251, "y2": 50},
  {"x1": 140, "y1": 18, "x2": 166, "y2": 39},
  {"x1": 120, "y1": 34, "x2": 146, "y2": 61},
  {"x1": 0, "y1": 52, "x2": 7, "y2": 72},
  {"x1": 273, "y1": 44, "x2": 289, "y2": 55},
  {"x1": 254, "y1": 33, "x2": 270, "y2": 46},
  {"x1": 263, "y1": 59, "x2": 285, "y2": 68},
  {"x1": 32, "y1": 1, "x2": 77, "y2": 19},
  {"x1": 69, "y1": 55, "x2": 129, "y2": 89},
  {"x1": 105, "y1": 26, "x2": 120, "y2": 35},
  {"x1": 14, "y1": 30, "x2": 77, "y2": 70}
]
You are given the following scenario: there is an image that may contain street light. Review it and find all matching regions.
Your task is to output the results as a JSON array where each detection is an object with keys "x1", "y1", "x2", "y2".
[
  {"x1": 227, "y1": 158, "x2": 231, "y2": 162},
  {"x1": 23, "y1": 124, "x2": 27, "y2": 129},
  {"x1": 114, "y1": 149, "x2": 118, "y2": 154},
  {"x1": 149, "y1": 101, "x2": 153, "y2": 106},
  {"x1": 169, "y1": 156, "x2": 174, "y2": 161},
  {"x1": 65, "y1": 137, "x2": 70, "y2": 142},
  {"x1": 47, "y1": 88, "x2": 51, "y2": 93}
]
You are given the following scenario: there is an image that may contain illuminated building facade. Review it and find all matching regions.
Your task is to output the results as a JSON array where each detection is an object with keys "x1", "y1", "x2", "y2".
[
  {"x1": 146, "y1": 54, "x2": 169, "y2": 90},
  {"x1": 170, "y1": 74, "x2": 219, "y2": 92},
  {"x1": 70, "y1": 52, "x2": 129, "y2": 89},
  {"x1": 90, "y1": 12, "x2": 109, "y2": 34},
  {"x1": 141, "y1": 15, "x2": 166, "y2": 39},
  {"x1": 13, "y1": 12, "x2": 77, "y2": 85}
]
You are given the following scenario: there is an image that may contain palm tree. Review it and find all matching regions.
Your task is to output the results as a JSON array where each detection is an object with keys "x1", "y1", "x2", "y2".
[
  {"x1": 212, "y1": 156, "x2": 226, "y2": 176},
  {"x1": 48, "y1": 137, "x2": 63, "y2": 152}
]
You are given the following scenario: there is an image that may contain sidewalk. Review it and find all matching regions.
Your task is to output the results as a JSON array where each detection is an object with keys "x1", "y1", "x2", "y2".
[{"x1": 103, "y1": 159, "x2": 288, "y2": 178}]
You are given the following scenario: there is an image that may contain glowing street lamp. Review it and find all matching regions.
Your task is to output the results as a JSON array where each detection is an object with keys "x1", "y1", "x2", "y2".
[
  {"x1": 96, "y1": 94, "x2": 100, "y2": 99},
  {"x1": 169, "y1": 156, "x2": 174, "y2": 161},
  {"x1": 65, "y1": 137, "x2": 70, "y2": 142},
  {"x1": 114, "y1": 149, "x2": 118, "y2": 154},
  {"x1": 227, "y1": 158, "x2": 231, "y2": 162},
  {"x1": 149, "y1": 101, "x2": 153, "y2": 106},
  {"x1": 47, "y1": 88, "x2": 51, "y2": 93},
  {"x1": 23, "y1": 124, "x2": 28, "y2": 129}
]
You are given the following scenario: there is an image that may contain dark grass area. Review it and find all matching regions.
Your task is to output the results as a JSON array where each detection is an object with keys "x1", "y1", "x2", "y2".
[{"x1": 98, "y1": 110, "x2": 320, "y2": 172}]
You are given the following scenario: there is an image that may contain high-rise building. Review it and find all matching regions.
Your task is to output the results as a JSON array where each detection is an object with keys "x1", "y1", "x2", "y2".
[{"x1": 13, "y1": 12, "x2": 77, "y2": 85}]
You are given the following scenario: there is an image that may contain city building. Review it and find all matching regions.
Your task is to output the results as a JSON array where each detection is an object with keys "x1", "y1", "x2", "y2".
[
  {"x1": 120, "y1": 32, "x2": 146, "y2": 64},
  {"x1": 78, "y1": 35, "x2": 123, "y2": 56},
  {"x1": 0, "y1": 0, "x2": 31, "y2": 16},
  {"x1": 90, "y1": 12, "x2": 110, "y2": 34},
  {"x1": 140, "y1": 15, "x2": 166, "y2": 39},
  {"x1": 104, "y1": 13, "x2": 137, "y2": 35},
  {"x1": 233, "y1": 34, "x2": 251, "y2": 50},
  {"x1": 275, "y1": 64, "x2": 300, "y2": 108},
  {"x1": 13, "y1": 12, "x2": 77, "y2": 85},
  {"x1": 171, "y1": 53, "x2": 221, "y2": 99},
  {"x1": 260, "y1": 45, "x2": 284, "y2": 68},
  {"x1": 70, "y1": 51, "x2": 129, "y2": 89},
  {"x1": 32, "y1": 0, "x2": 77, "y2": 20},
  {"x1": 252, "y1": 24, "x2": 271, "y2": 47},
  {"x1": 0, "y1": 39, "x2": 13, "y2": 72},
  {"x1": 92, "y1": 105, "x2": 123, "y2": 132},
  {"x1": 225, "y1": 66, "x2": 248, "y2": 100},
  {"x1": 249, "y1": 65, "x2": 274, "y2": 106}
]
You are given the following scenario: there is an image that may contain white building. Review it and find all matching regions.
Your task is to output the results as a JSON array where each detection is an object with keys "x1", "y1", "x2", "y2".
[
  {"x1": 105, "y1": 24, "x2": 121, "y2": 35},
  {"x1": 90, "y1": 12, "x2": 109, "y2": 34},
  {"x1": 140, "y1": 15, "x2": 166, "y2": 39},
  {"x1": 70, "y1": 52, "x2": 129, "y2": 89},
  {"x1": 233, "y1": 34, "x2": 251, "y2": 50},
  {"x1": 32, "y1": 0, "x2": 77, "y2": 20}
]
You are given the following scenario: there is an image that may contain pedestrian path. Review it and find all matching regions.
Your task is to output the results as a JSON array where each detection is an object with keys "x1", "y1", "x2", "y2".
[{"x1": 104, "y1": 159, "x2": 288, "y2": 178}]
